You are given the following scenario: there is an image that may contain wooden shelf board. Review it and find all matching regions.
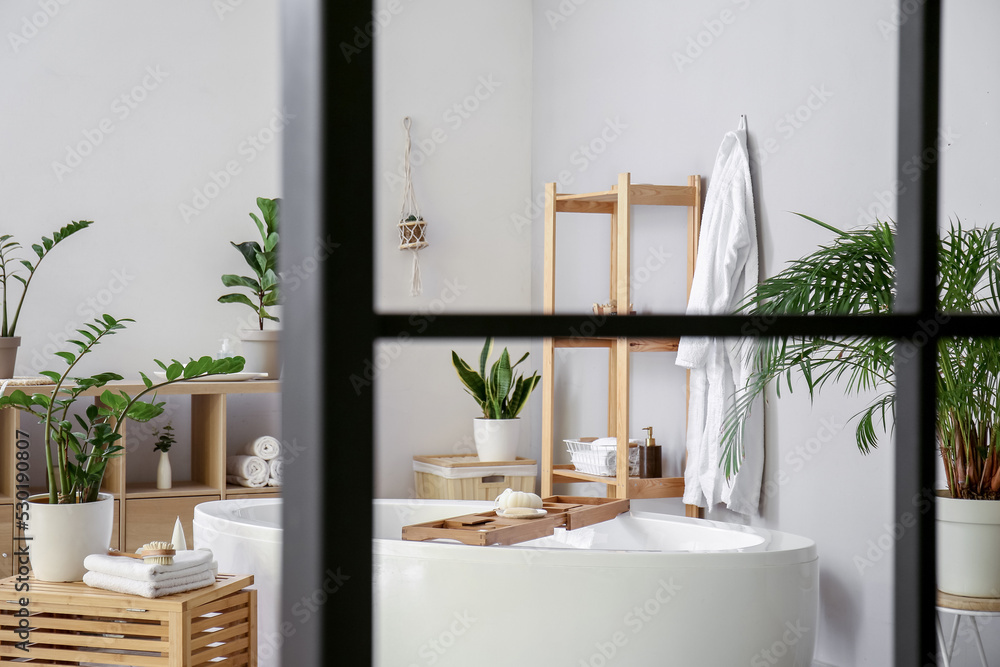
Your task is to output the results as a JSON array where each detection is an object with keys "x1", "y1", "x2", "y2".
[
  {"x1": 225, "y1": 484, "x2": 282, "y2": 494},
  {"x1": 2, "y1": 379, "x2": 280, "y2": 398},
  {"x1": 553, "y1": 466, "x2": 686, "y2": 499},
  {"x1": 628, "y1": 184, "x2": 698, "y2": 207},
  {"x1": 552, "y1": 337, "x2": 679, "y2": 352},
  {"x1": 126, "y1": 481, "x2": 220, "y2": 499}
]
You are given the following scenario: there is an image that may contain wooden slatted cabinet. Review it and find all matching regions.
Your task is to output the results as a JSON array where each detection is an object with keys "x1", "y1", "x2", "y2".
[{"x1": 541, "y1": 172, "x2": 702, "y2": 517}]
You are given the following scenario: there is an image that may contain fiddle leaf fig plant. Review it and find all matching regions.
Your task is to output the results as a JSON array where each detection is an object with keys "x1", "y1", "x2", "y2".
[
  {"x1": 0, "y1": 220, "x2": 93, "y2": 337},
  {"x1": 0, "y1": 314, "x2": 245, "y2": 504},
  {"x1": 452, "y1": 338, "x2": 540, "y2": 419},
  {"x1": 722, "y1": 214, "x2": 1000, "y2": 501},
  {"x1": 219, "y1": 197, "x2": 280, "y2": 330}
]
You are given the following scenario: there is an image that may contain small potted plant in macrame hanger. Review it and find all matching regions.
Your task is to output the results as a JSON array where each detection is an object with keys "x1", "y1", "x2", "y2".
[
  {"x1": 219, "y1": 196, "x2": 281, "y2": 379},
  {"x1": 397, "y1": 117, "x2": 429, "y2": 296},
  {"x1": 154, "y1": 422, "x2": 176, "y2": 490}
]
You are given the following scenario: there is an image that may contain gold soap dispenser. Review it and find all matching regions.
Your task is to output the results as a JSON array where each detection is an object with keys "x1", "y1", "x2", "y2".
[{"x1": 638, "y1": 426, "x2": 662, "y2": 478}]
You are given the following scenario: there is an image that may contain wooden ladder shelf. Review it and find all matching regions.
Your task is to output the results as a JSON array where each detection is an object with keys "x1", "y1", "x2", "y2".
[{"x1": 541, "y1": 172, "x2": 703, "y2": 517}]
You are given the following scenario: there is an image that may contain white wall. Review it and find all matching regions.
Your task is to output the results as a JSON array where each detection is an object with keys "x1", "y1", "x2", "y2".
[
  {"x1": 529, "y1": 1, "x2": 1000, "y2": 666},
  {"x1": 373, "y1": 0, "x2": 535, "y2": 497},
  {"x1": 1, "y1": 1, "x2": 281, "y2": 473}
]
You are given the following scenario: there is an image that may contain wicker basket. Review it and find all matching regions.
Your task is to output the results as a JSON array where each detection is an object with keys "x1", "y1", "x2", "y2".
[{"x1": 413, "y1": 454, "x2": 536, "y2": 500}]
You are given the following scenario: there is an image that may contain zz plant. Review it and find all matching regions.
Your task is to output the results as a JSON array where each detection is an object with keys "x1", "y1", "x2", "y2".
[
  {"x1": 219, "y1": 197, "x2": 280, "y2": 330},
  {"x1": 0, "y1": 221, "x2": 92, "y2": 337},
  {"x1": 0, "y1": 315, "x2": 244, "y2": 504},
  {"x1": 722, "y1": 214, "x2": 1000, "y2": 501},
  {"x1": 452, "y1": 338, "x2": 540, "y2": 419}
]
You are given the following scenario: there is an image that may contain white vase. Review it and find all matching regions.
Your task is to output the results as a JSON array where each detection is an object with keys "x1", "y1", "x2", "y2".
[
  {"x1": 239, "y1": 328, "x2": 281, "y2": 379},
  {"x1": 937, "y1": 491, "x2": 1000, "y2": 597},
  {"x1": 157, "y1": 451, "x2": 172, "y2": 490},
  {"x1": 473, "y1": 418, "x2": 520, "y2": 462},
  {"x1": 25, "y1": 493, "x2": 114, "y2": 582}
]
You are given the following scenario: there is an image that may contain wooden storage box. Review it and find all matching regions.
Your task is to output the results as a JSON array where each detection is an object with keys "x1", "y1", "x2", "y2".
[
  {"x1": 413, "y1": 454, "x2": 536, "y2": 500},
  {"x1": 0, "y1": 573, "x2": 256, "y2": 666}
]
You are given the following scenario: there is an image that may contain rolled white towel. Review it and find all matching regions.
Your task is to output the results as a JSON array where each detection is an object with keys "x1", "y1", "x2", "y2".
[
  {"x1": 226, "y1": 455, "x2": 267, "y2": 483},
  {"x1": 244, "y1": 435, "x2": 280, "y2": 460},
  {"x1": 268, "y1": 459, "x2": 283, "y2": 485},
  {"x1": 227, "y1": 474, "x2": 267, "y2": 488},
  {"x1": 268, "y1": 477, "x2": 279, "y2": 487}
]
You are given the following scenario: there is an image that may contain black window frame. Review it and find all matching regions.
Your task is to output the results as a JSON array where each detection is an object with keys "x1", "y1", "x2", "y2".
[{"x1": 282, "y1": 1, "x2": 947, "y2": 664}]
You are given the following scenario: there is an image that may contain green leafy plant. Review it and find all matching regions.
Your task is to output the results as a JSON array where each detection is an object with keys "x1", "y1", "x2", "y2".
[
  {"x1": 0, "y1": 315, "x2": 245, "y2": 504},
  {"x1": 153, "y1": 423, "x2": 176, "y2": 453},
  {"x1": 452, "y1": 338, "x2": 540, "y2": 419},
  {"x1": 722, "y1": 214, "x2": 1000, "y2": 500},
  {"x1": 219, "y1": 197, "x2": 280, "y2": 330},
  {"x1": 0, "y1": 221, "x2": 92, "y2": 337}
]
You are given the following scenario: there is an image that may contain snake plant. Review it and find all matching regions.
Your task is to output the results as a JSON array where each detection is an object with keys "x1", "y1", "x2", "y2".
[{"x1": 452, "y1": 338, "x2": 540, "y2": 419}]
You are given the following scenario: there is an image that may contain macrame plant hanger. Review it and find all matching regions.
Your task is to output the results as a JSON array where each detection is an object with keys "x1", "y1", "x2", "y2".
[{"x1": 398, "y1": 117, "x2": 428, "y2": 296}]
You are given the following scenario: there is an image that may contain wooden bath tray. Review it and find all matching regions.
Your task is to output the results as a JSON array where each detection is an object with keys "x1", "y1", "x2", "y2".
[{"x1": 401, "y1": 496, "x2": 629, "y2": 546}]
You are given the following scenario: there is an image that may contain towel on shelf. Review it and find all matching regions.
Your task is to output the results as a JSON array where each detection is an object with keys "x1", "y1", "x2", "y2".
[
  {"x1": 84, "y1": 568, "x2": 216, "y2": 598},
  {"x1": 243, "y1": 435, "x2": 280, "y2": 461},
  {"x1": 228, "y1": 474, "x2": 267, "y2": 488},
  {"x1": 268, "y1": 459, "x2": 282, "y2": 485},
  {"x1": 84, "y1": 549, "x2": 214, "y2": 582},
  {"x1": 226, "y1": 455, "x2": 268, "y2": 483},
  {"x1": 676, "y1": 115, "x2": 763, "y2": 517}
]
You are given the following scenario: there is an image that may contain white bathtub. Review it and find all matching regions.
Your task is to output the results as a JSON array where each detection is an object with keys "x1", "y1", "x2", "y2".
[
  {"x1": 195, "y1": 498, "x2": 819, "y2": 667},
  {"x1": 194, "y1": 499, "x2": 282, "y2": 666},
  {"x1": 376, "y1": 499, "x2": 819, "y2": 667}
]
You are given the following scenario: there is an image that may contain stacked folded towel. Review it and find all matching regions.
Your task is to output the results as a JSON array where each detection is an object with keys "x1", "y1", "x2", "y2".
[
  {"x1": 228, "y1": 436, "x2": 282, "y2": 488},
  {"x1": 83, "y1": 549, "x2": 218, "y2": 598}
]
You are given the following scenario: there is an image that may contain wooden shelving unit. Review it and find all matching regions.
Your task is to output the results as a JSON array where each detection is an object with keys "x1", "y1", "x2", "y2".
[
  {"x1": 541, "y1": 172, "x2": 702, "y2": 517},
  {"x1": 0, "y1": 379, "x2": 281, "y2": 575}
]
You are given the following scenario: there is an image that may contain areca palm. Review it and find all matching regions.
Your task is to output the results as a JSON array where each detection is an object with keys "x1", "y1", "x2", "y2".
[{"x1": 722, "y1": 214, "x2": 1000, "y2": 500}]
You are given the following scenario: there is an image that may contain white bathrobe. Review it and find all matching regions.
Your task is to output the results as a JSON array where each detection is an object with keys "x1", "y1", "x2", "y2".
[{"x1": 676, "y1": 116, "x2": 763, "y2": 516}]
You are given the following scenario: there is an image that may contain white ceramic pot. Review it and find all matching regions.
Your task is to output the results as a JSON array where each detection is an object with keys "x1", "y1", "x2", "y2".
[
  {"x1": 157, "y1": 451, "x2": 172, "y2": 490},
  {"x1": 937, "y1": 491, "x2": 1000, "y2": 597},
  {"x1": 239, "y1": 328, "x2": 281, "y2": 379},
  {"x1": 0, "y1": 336, "x2": 21, "y2": 379},
  {"x1": 25, "y1": 493, "x2": 114, "y2": 582},
  {"x1": 473, "y1": 418, "x2": 520, "y2": 462}
]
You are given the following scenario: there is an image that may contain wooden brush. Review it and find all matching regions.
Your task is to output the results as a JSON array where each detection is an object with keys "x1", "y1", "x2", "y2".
[{"x1": 108, "y1": 542, "x2": 176, "y2": 565}]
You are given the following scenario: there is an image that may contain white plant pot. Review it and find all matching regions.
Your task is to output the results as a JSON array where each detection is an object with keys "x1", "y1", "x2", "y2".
[
  {"x1": 25, "y1": 493, "x2": 114, "y2": 582},
  {"x1": 239, "y1": 328, "x2": 281, "y2": 379},
  {"x1": 473, "y1": 418, "x2": 520, "y2": 462},
  {"x1": 157, "y1": 451, "x2": 172, "y2": 490},
  {"x1": 937, "y1": 492, "x2": 1000, "y2": 597}
]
